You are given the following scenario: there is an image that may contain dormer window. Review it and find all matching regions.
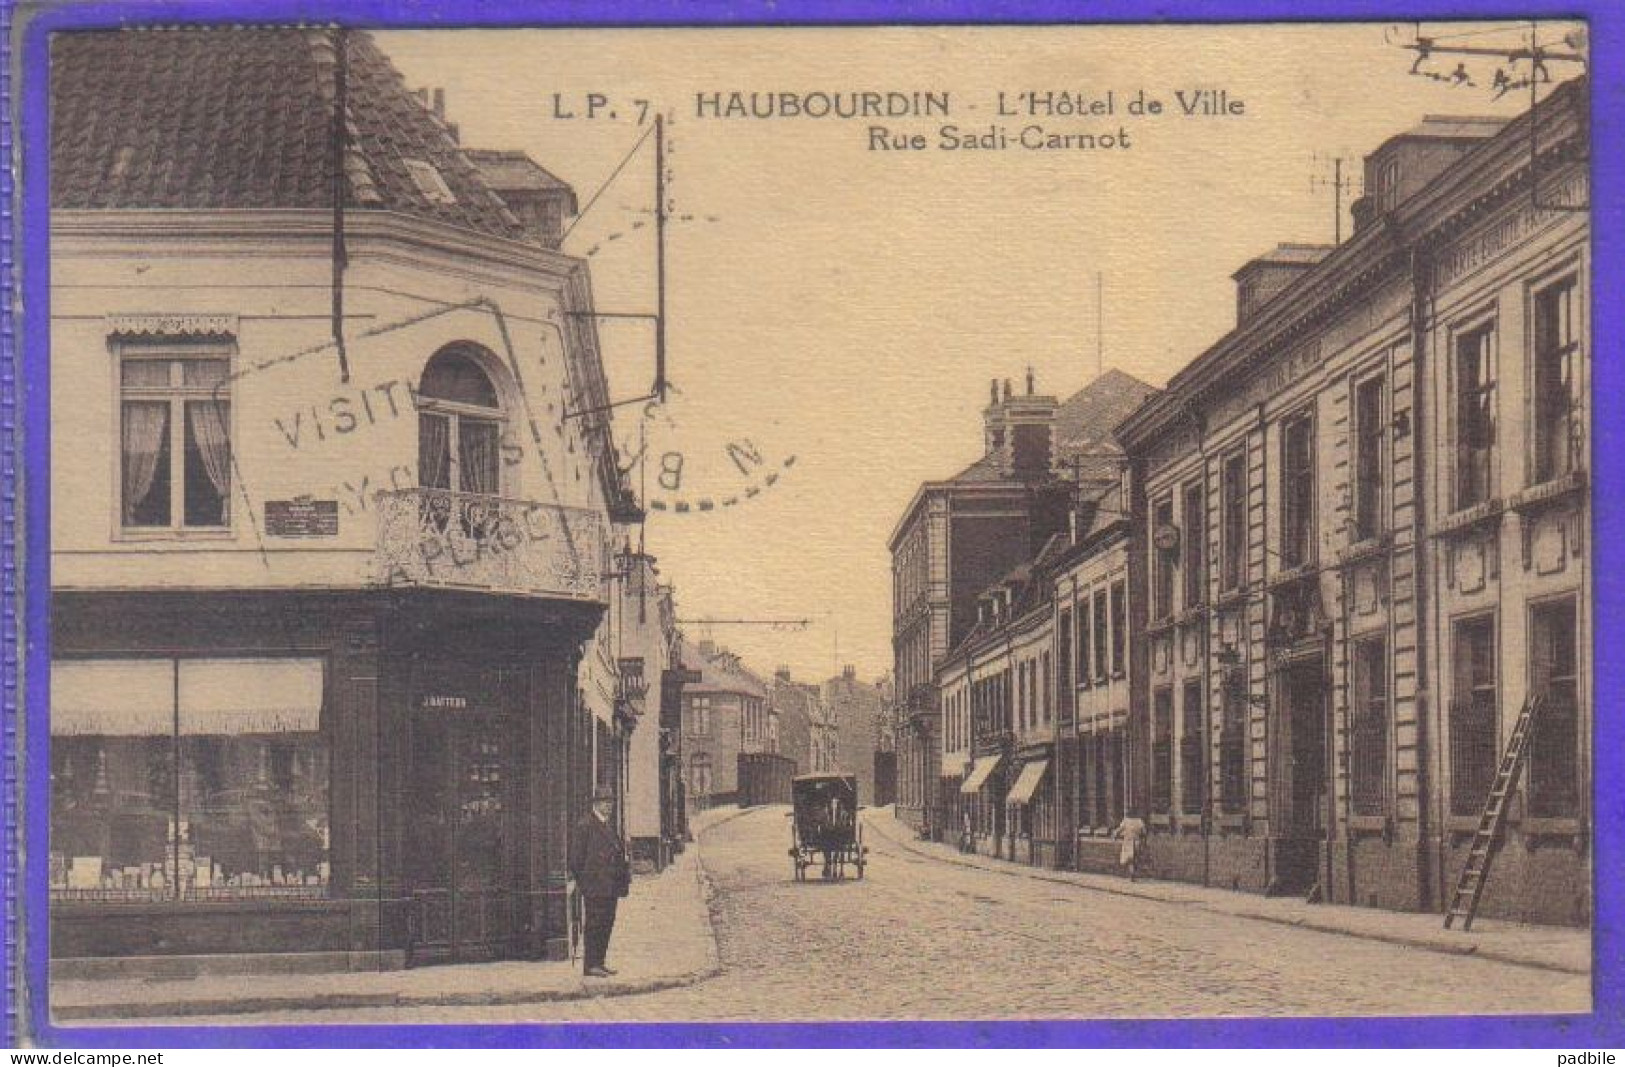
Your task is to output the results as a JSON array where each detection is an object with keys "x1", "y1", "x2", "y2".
[
  {"x1": 1374, "y1": 155, "x2": 1401, "y2": 214},
  {"x1": 404, "y1": 159, "x2": 458, "y2": 205}
]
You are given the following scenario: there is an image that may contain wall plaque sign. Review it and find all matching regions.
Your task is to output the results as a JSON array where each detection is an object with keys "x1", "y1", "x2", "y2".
[{"x1": 265, "y1": 498, "x2": 340, "y2": 537}]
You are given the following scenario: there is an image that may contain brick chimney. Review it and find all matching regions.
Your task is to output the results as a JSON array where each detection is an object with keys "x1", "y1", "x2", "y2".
[{"x1": 984, "y1": 370, "x2": 1058, "y2": 481}]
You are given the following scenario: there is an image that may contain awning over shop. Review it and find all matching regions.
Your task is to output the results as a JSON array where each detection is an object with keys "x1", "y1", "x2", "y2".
[
  {"x1": 178, "y1": 657, "x2": 324, "y2": 734},
  {"x1": 1005, "y1": 759, "x2": 1050, "y2": 806},
  {"x1": 959, "y1": 754, "x2": 1002, "y2": 794},
  {"x1": 52, "y1": 660, "x2": 173, "y2": 736}
]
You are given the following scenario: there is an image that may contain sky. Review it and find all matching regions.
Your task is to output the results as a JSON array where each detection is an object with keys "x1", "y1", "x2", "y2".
[{"x1": 377, "y1": 21, "x2": 1579, "y2": 683}]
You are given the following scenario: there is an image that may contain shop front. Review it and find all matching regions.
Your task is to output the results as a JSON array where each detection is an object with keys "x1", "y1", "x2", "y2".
[
  {"x1": 49, "y1": 588, "x2": 602, "y2": 972},
  {"x1": 1005, "y1": 751, "x2": 1052, "y2": 867}
]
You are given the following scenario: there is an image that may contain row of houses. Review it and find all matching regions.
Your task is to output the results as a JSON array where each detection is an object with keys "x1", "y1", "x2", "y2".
[
  {"x1": 888, "y1": 77, "x2": 1590, "y2": 926},
  {"x1": 45, "y1": 27, "x2": 711, "y2": 971},
  {"x1": 679, "y1": 641, "x2": 889, "y2": 810}
]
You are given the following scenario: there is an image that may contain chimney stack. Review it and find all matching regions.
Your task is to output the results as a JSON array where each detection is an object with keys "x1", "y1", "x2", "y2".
[{"x1": 432, "y1": 88, "x2": 446, "y2": 119}]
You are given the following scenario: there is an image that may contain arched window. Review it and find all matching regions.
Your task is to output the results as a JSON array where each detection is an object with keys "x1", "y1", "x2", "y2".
[{"x1": 418, "y1": 346, "x2": 504, "y2": 496}]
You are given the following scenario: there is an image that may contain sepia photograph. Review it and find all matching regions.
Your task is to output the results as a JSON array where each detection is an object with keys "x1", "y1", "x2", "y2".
[{"x1": 15, "y1": 8, "x2": 1608, "y2": 1046}]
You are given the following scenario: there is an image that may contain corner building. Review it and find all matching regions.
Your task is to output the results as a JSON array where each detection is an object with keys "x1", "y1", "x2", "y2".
[{"x1": 48, "y1": 28, "x2": 644, "y2": 968}]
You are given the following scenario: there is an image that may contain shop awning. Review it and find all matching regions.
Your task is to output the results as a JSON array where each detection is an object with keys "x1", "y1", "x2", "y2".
[
  {"x1": 959, "y1": 754, "x2": 1002, "y2": 794},
  {"x1": 52, "y1": 660, "x2": 174, "y2": 736},
  {"x1": 1005, "y1": 759, "x2": 1050, "y2": 806},
  {"x1": 178, "y1": 658, "x2": 324, "y2": 734}
]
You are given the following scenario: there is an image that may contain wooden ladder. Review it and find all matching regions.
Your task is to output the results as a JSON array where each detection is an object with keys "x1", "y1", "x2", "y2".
[{"x1": 1444, "y1": 692, "x2": 1547, "y2": 931}]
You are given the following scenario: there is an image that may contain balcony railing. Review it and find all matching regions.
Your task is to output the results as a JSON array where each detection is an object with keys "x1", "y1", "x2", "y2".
[{"x1": 374, "y1": 488, "x2": 603, "y2": 600}]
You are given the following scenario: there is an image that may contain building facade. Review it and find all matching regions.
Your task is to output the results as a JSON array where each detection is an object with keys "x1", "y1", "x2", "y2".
[
  {"x1": 1117, "y1": 80, "x2": 1589, "y2": 924},
  {"x1": 1051, "y1": 495, "x2": 1135, "y2": 874},
  {"x1": 823, "y1": 666, "x2": 887, "y2": 805},
  {"x1": 611, "y1": 553, "x2": 684, "y2": 872},
  {"x1": 48, "y1": 28, "x2": 647, "y2": 967},
  {"x1": 889, "y1": 371, "x2": 1155, "y2": 840},
  {"x1": 678, "y1": 640, "x2": 774, "y2": 811}
]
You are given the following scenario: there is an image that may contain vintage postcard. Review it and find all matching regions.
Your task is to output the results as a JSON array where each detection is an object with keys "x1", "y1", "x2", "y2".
[{"x1": 13, "y1": 7, "x2": 1610, "y2": 1046}]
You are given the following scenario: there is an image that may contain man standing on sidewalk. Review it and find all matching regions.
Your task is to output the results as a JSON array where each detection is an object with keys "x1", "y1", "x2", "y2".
[{"x1": 569, "y1": 788, "x2": 631, "y2": 978}]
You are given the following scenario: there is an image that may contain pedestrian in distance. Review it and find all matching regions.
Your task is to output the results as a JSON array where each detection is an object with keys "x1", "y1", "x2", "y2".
[
  {"x1": 569, "y1": 787, "x2": 632, "y2": 978},
  {"x1": 1114, "y1": 814, "x2": 1146, "y2": 882}
]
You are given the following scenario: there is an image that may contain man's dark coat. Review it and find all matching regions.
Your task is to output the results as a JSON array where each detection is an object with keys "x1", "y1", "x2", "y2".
[{"x1": 569, "y1": 811, "x2": 630, "y2": 899}]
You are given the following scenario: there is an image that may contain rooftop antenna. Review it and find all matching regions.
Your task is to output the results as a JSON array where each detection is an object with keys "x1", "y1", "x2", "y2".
[{"x1": 1310, "y1": 152, "x2": 1361, "y2": 245}]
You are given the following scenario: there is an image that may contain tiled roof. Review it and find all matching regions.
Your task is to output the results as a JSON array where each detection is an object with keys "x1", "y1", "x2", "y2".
[
  {"x1": 465, "y1": 149, "x2": 577, "y2": 204},
  {"x1": 679, "y1": 637, "x2": 769, "y2": 698},
  {"x1": 51, "y1": 27, "x2": 530, "y2": 242},
  {"x1": 1051, "y1": 367, "x2": 1159, "y2": 466}
]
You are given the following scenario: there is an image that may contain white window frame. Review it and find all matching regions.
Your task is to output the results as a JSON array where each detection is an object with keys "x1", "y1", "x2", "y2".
[{"x1": 112, "y1": 340, "x2": 236, "y2": 540}]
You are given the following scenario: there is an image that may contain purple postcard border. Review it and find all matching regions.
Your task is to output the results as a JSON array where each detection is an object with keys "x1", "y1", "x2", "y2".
[{"x1": 9, "y1": 0, "x2": 1622, "y2": 1049}]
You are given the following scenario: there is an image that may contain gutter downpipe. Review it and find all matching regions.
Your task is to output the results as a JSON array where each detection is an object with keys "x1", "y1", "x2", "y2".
[{"x1": 1408, "y1": 234, "x2": 1440, "y2": 914}]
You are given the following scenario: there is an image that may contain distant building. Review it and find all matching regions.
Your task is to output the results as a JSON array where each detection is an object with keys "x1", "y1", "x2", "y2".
[
  {"x1": 680, "y1": 640, "x2": 774, "y2": 811},
  {"x1": 823, "y1": 666, "x2": 887, "y2": 805},
  {"x1": 610, "y1": 552, "x2": 683, "y2": 872},
  {"x1": 770, "y1": 667, "x2": 827, "y2": 773},
  {"x1": 888, "y1": 370, "x2": 1156, "y2": 839}
]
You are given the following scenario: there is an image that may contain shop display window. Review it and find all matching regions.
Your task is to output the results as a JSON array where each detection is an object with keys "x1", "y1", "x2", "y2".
[{"x1": 50, "y1": 657, "x2": 329, "y2": 902}]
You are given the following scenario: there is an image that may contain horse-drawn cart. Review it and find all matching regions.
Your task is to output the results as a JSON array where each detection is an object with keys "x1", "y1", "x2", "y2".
[{"x1": 788, "y1": 773, "x2": 867, "y2": 881}]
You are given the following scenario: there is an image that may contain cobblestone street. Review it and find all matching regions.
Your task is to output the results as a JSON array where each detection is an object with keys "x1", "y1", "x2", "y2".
[{"x1": 147, "y1": 805, "x2": 1588, "y2": 1027}]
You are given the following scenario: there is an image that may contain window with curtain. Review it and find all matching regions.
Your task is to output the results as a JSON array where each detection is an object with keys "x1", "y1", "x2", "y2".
[
  {"x1": 120, "y1": 347, "x2": 232, "y2": 530},
  {"x1": 1110, "y1": 582, "x2": 1126, "y2": 677},
  {"x1": 1152, "y1": 687, "x2": 1173, "y2": 814},
  {"x1": 1221, "y1": 452, "x2": 1247, "y2": 591},
  {"x1": 1449, "y1": 616, "x2": 1498, "y2": 817},
  {"x1": 1152, "y1": 496, "x2": 1175, "y2": 621},
  {"x1": 1220, "y1": 671, "x2": 1248, "y2": 814},
  {"x1": 1454, "y1": 322, "x2": 1497, "y2": 510},
  {"x1": 1092, "y1": 590, "x2": 1108, "y2": 683},
  {"x1": 417, "y1": 346, "x2": 505, "y2": 498},
  {"x1": 51, "y1": 658, "x2": 328, "y2": 902},
  {"x1": 1351, "y1": 637, "x2": 1389, "y2": 817},
  {"x1": 1040, "y1": 651, "x2": 1051, "y2": 725},
  {"x1": 1182, "y1": 482, "x2": 1206, "y2": 609},
  {"x1": 1280, "y1": 411, "x2": 1316, "y2": 568},
  {"x1": 1180, "y1": 679, "x2": 1205, "y2": 816},
  {"x1": 1528, "y1": 598, "x2": 1579, "y2": 818},
  {"x1": 1076, "y1": 597, "x2": 1092, "y2": 688},
  {"x1": 1354, "y1": 374, "x2": 1387, "y2": 542},
  {"x1": 1532, "y1": 277, "x2": 1579, "y2": 485}
]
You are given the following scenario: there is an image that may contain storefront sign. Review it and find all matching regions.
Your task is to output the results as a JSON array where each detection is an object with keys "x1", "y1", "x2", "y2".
[
  {"x1": 265, "y1": 498, "x2": 340, "y2": 537},
  {"x1": 420, "y1": 695, "x2": 470, "y2": 710}
]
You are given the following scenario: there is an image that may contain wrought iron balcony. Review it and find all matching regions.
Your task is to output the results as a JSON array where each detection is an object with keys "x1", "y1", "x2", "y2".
[{"x1": 374, "y1": 488, "x2": 603, "y2": 601}]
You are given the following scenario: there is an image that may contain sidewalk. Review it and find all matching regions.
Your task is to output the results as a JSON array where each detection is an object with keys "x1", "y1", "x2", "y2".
[
  {"x1": 52, "y1": 813, "x2": 739, "y2": 1023},
  {"x1": 867, "y1": 808, "x2": 1589, "y2": 977}
]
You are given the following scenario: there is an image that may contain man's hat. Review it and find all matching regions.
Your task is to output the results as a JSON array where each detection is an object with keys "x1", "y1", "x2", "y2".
[{"x1": 593, "y1": 786, "x2": 617, "y2": 802}]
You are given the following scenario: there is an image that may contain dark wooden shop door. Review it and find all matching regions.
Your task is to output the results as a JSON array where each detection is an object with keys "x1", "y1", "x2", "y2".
[{"x1": 406, "y1": 709, "x2": 519, "y2": 964}]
